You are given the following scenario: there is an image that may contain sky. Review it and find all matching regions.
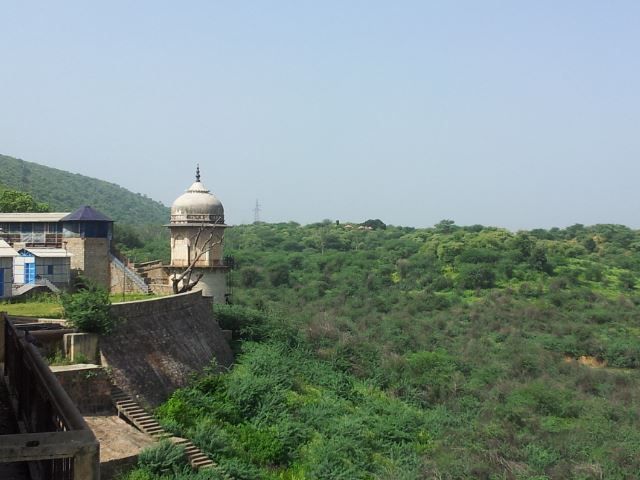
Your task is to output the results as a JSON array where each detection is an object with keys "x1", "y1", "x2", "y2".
[{"x1": 1, "y1": 1, "x2": 639, "y2": 229}]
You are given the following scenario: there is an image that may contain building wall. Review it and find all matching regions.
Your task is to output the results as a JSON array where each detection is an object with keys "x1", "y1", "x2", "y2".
[
  {"x1": 35, "y1": 257, "x2": 71, "y2": 287},
  {"x1": 12, "y1": 256, "x2": 30, "y2": 285},
  {"x1": 199, "y1": 270, "x2": 228, "y2": 302},
  {"x1": 166, "y1": 267, "x2": 228, "y2": 302},
  {"x1": 0, "y1": 258, "x2": 12, "y2": 298},
  {"x1": 169, "y1": 226, "x2": 224, "y2": 268},
  {"x1": 66, "y1": 238, "x2": 110, "y2": 288},
  {"x1": 65, "y1": 237, "x2": 86, "y2": 272}
]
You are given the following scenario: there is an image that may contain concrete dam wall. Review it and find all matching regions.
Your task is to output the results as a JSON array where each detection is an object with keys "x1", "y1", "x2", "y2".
[{"x1": 102, "y1": 291, "x2": 234, "y2": 408}]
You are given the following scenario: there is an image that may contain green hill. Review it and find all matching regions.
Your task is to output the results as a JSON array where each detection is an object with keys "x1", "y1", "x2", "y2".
[{"x1": 0, "y1": 154, "x2": 169, "y2": 224}]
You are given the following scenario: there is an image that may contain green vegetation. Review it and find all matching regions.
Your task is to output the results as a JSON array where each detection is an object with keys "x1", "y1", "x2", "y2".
[
  {"x1": 0, "y1": 293, "x2": 63, "y2": 318},
  {"x1": 61, "y1": 281, "x2": 114, "y2": 334},
  {"x1": 109, "y1": 292, "x2": 162, "y2": 303},
  {"x1": 0, "y1": 154, "x2": 169, "y2": 224},
  {"x1": 0, "y1": 153, "x2": 170, "y2": 262},
  {"x1": 0, "y1": 187, "x2": 50, "y2": 212},
  {"x1": 121, "y1": 220, "x2": 640, "y2": 479},
  {"x1": 4, "y1": 158, "x2": 638, "y2": 477},
  {"x1": 114, "y1": 223, "x2": 171, "y2": 264},
  {"x1": 46, "y1": 350, "x2": 89, "y2": 366}
]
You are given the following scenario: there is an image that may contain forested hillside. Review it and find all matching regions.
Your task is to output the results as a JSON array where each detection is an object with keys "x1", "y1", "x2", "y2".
[
  {"x1": 121, "y1": 220, "x2": 640, "y2": 479},
  {"x1": 0, "y1": 154, "x2": 169, "y2": 224}
]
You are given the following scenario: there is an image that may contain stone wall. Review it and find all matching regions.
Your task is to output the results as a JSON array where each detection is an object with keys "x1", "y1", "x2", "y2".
[
  {"x1": 110, "y1": 261, "x2": 145, "y2": 295},
  {"x1": 102, "y1": 290, "x2": 234, "y2": 408},
  {"x1": 65, "y1": 237, "x2": 86, "y2": 273},
  {"x1": 83, "y1": 238, "x2": 110, "y2": 288},
  {"x1": 51, "y1": 364, "x2": 113, "y2": 414},
  {"x1": 137, "y1": 263, "x2": 172, "y2": 294},
  {"x1": 164, "y1": 267, "x2": 228, "y2": 302},
  {"x1": 0, "y1": 258, "x2": 12, "y2": 298},
  {"x1": 66, "y1": 237, "x2": 111, "y2": 288},
  {"x1": 137, "y1": 263, "x2": 168, "y2": 283}
]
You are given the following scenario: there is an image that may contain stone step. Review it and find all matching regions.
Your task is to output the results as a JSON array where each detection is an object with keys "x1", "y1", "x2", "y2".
[
  {"x1": 125, "y1": 409, "x2": 147, "y2": 417},
  {"x1": 188, "y1": 452, "x2": 210, "y2": 460},
  {"x1": 142, "y1": 423, "x2": 163, "y2": 429},
  {"x1": 144, "y1": 427, "x2": 165, "y2": 434},
  {"x1": 121, "y1": 404, "x2": 143, "y2": 411},
  {"x1": 137, "y1": 421, "x2": 159, "y2": 428},
  {"x1": 130, "y1": 412, "x2": 152, "y2": 419},
  {"x1": 120, "y1": 404, "x2": 144, "y2": 410},
  {"x1": 191, "y1": 455, "x2": 211, "y2": 463},
  {"x1": 134, "y1": 415, "x2": 155, "y2": 422},
  {"x1": 110, "y1": 384, "x2": 218, "y2": 472}
]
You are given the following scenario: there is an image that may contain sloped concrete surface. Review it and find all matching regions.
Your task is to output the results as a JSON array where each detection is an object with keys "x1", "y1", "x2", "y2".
[{"x1": 101, "y1": 291, "x2": 233, "y2": 408}]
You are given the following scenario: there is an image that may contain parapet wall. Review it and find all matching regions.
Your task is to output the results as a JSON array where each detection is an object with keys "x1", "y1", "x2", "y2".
[
  {"x1": 102, "y1": 291, "x2": 234, "y2": 408},
  {"x1": 51, "y1": 364, "x2": 113, "y2": 414}
]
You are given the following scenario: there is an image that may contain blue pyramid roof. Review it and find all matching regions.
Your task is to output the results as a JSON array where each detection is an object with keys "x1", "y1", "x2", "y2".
[{"x1": 61, "y1": 206, "x2": 112, "y2": 222}]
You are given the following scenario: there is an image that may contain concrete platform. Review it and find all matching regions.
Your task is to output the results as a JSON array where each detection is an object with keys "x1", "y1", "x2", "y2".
[{"x1": 84, "y1": 415, "x2": 155, "y2": 480}]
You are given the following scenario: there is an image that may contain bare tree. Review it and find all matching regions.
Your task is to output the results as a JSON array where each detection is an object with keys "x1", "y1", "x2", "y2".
[{"x1": 172, "y1": 224, "x2": 223, "y2": 294}]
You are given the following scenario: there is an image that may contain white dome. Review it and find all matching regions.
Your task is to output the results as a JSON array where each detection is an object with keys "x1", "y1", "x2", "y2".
[{"x1": 170, "y1": 170, "x2": 224, "y2": 224}]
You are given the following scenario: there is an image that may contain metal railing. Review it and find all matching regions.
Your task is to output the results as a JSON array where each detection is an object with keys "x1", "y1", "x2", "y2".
[
  {"x1": 0, "y1": 313, "x2": 100, "y2": 479},
  {"x1": 13, "y1": 278, "x2": 62, "y2": 297},
  {"x1": 110, "y1": 254, "x2": 150, "y2": 294},
  {"x1": 0, "y1": 233, "x2": 63, "y2": 248}
]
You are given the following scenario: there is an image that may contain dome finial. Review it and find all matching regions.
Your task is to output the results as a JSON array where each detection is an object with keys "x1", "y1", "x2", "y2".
[{"x1": 196, "y1": 164, "x2": 201, "y2": 182}]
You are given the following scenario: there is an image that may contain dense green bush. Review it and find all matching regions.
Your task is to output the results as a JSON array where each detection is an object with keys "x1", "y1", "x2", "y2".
[
  {"x1": 61, "y1": 282, "x2": 113, "y2": 334},
  {"x1": 137, "y1": 441, "x2": 188, "y2": 476},
  {"x1": 213, "y1": 304, "x2": 270, "y2": 341}
]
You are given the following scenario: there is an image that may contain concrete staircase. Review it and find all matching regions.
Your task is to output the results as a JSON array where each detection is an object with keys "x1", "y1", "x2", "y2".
[
  {"x1": 13, "y1": 278, "x2": 61, "y2": 297},
  {"x1": 110, "y1": 386, "x2": 218, "y2": 471},
  {"x1": 131, "y1": 260, "x2": 167, "y2": 294},
  {"x1": 110, "y1": 254, "x2": 150, "y2": 294}
]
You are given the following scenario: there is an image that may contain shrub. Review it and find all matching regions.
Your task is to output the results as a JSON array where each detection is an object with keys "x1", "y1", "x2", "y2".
[
  {"x1": 268, "y1": 263, "x2": 290, "y2": 287},
  {"x1": 137, "y1": 440, "x2": 188, "y2": 476},
  {"x1": 216, "y1": 457, "x2": 265, "y2": 480},
  {"x1": 458, "y1": 264, "x2": 496, "y2": 289},
  {"x1": 233, "y1": 422, "x2": 286, "y2": 465},
  {"x1": 61, "y1": 282, "x2": 113, "y2": 334},
  {"x1": 239, "y1": 267, "x2": 262, "y2": 287},
  {"x1": 213, "y1": 304, "x2": 270, "y2": 340}
]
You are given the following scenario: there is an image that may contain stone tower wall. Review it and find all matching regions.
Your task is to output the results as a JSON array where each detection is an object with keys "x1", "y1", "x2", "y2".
[
  {"x1": 170, "y1": 226, "x2": 224, "y2": 268},
  {"x1": 65, "y1": 237, "x2": 110, "y2": 288},
  {"x1": 199, "y1": 269, "x2": 228, "y2": 302}
]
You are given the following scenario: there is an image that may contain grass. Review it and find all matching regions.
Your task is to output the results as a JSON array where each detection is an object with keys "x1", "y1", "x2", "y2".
[
  {"x1": 109, "y1": 292, "x2": 162, "y2": 303},
  {"x1": 0, "y1": 300, "x2": 64, "y2": 318},
  {"x1": 1, "y1": 292, "x2": 165, "y2": 319}
]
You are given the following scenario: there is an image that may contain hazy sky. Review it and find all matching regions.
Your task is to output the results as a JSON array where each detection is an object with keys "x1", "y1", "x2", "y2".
[{"x1": 1, "y1": 2, "x2": 639, "y2": 229}]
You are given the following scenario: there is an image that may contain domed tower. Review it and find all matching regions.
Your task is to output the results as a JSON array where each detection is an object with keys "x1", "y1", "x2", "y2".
[{"x1": 167, "y1": 166, "x2": 230, "y2": 300}]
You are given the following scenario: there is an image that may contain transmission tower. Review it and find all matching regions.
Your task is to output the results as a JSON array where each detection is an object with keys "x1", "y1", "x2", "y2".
[{"x1": 254, "y1": 199, "x2": 261, "y2": 223}]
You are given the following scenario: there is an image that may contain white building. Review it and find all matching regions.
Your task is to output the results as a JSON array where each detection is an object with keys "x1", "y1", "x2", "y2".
[
  {"x1": 0, "y1": 206, "x2": 113, "y2": 289},
  {"x1": 165, "y1": 167, "x2": 230, "y2": 301},
  {"x1": 14, "y1": 247, "x2": 72, "y2": 289},
  {"x1": 0, "y1": 240, "x2": 19, "y2": 298}
]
